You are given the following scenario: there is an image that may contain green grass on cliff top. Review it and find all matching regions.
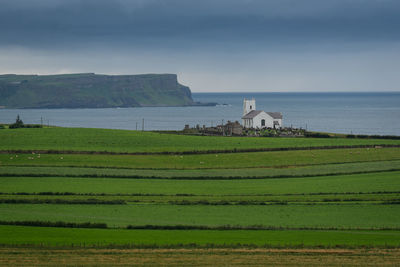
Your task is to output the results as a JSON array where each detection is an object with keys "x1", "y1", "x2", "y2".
[{"x1": 0, "y1": 128, "x2": 399, "y2": 153}]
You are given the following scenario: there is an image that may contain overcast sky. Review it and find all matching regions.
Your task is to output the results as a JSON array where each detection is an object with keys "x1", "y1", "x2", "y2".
[{"x1": 0, "y1": 0, "x2": 399, "y2": 92}]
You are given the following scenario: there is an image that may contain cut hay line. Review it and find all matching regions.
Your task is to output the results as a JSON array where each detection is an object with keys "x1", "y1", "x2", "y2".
[{"x1": 1, "y1": 144, "x2": 400, "y2": 155}]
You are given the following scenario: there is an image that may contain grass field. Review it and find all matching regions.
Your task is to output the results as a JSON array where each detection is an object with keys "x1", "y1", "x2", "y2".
[
  {"x1": 0, "y1": 127, "x2": 399, "y2": 265},
  {"x1": 1, "y1": 192, "x2": 399, "y2": 205},
  {"x1": 1, "y1": 127, "x2": 399, "y2": 153},
  {"x1": 2, "y1": 148, "x2": 400, "y2": 170},
  {"x1": 1, "y1": 204, "x2": 400, "y2": 228},
  {"x1": 1, "y1": 226, "x2": 399, "y2": 247},
  {"x1": 1, "y1": 171, "x2": 399, "y2": 195},
  {"x1": 1, "y1": 160, "x2": 400, "y2": 179}
]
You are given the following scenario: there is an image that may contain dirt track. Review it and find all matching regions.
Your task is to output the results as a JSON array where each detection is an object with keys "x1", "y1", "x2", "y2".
[{"x1": 1, "y1": 248, "x2": 399, "y2": 266}]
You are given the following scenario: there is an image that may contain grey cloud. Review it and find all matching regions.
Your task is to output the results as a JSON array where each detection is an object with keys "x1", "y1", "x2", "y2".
[
  {"x1": 1, "y1": 0, "x2": 399, "y2": 92},
  {"x1": 0, "y1": 0, "x2": 399, "y2": 49}
]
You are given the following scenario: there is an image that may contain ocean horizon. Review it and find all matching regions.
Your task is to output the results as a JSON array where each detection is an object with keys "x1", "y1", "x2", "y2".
[{"x1": 1, "y1": 92, "x2": 399, "y2": 136}]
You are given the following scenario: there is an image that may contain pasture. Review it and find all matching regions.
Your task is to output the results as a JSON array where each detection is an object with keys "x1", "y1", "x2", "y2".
[
  {"x1": 1, "y1": 127, "x2": 400, "y2": 153},
  {"x1": 0, "y1": 127, "x2": 399, "y2": 265},
  {"x1": 2, "y1": 147, "x2": 400, "y2": 170},
  {"x1": 1, "y1": 204, "x2": 400, "y2": 228},
  {"x1": 1, "y1": 225, "x2": 399, "y2": 247},
  {"x1": 1, "y1": 160, "x2": 400, "y2": 179},
  {"x1": 1, "y1": 171, "x2": 399, "y2": 196}
]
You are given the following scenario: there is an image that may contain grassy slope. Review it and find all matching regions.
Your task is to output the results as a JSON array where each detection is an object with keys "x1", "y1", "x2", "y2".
[
  {"x1": 1, "y1": 192, "x2": 398, "y2": 204},
  {"x1": 2, "y1": 148, "x2": 400, "y2": 169},
  {"x1": 0, "y1": 128, "x2": 399, "y2": 153},
  {"x1": 1, "y1": 204, "x2": 400, "y2": 228},
  {"x1": 2, "y1": 225, "x2": 399, "y2": 247},
  {"x1": 1, "y1": 127, "x2": 399, "y2": 248},
  {"x1": 1, "y1": 160, "x2": 399, "y2": 178},
  {"x1": 1, "y1": 171, "x2": 399, "y2": 195}
]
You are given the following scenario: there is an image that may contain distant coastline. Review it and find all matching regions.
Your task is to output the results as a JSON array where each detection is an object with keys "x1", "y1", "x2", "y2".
[{"x1": 0, "y1": 73, "x2": 216, "y2": 109}]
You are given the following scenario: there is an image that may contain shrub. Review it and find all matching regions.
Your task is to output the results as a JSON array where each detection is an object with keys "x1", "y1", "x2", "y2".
[
  {"x1": 0, "y1": 198, "x2": 126, "y2": 205},
  {"x1": 0, "y1": 220, "x2": 107, "y2": 229},
  {"x1": 304, "y1": 132, "x2": 331, "y2": 138},
  {"x1": 7, "y1": 115, "x2": 42, "y2": 129},
  {"x1": 9, "y1": 115, "x2": 24, "y2": 129},
  {"x1": 24, "y1": 124, "x2": 42, "y2": 128}
]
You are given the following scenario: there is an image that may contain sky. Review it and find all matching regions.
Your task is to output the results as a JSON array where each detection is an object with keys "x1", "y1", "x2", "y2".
[{"x1": 0, "y1": 0, "x2": 399, "y2": 92}]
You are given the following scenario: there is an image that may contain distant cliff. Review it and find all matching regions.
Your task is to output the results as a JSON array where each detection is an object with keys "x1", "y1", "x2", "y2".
[{"x1": 0, "y1": 73, "x2": 211, "y2": 108}]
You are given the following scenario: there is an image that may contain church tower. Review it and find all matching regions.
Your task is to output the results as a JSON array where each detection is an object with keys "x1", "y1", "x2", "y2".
[{"x1": 243, "y1": 98, "x2": 256, "y2": 116}]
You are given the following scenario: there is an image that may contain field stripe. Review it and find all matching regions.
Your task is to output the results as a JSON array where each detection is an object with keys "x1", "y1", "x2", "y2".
[
  {"x1": 1, "y1": 204, "x2": 399, "y2": 228},
  {"x1": 1, "y1": 144, "x2": 400, "y2": 155},
  {"x1": 1, "y1": 168, "x2": 399, "y2": 180},
  {"x1": 1, "y1": 225, "x2": 399, "y2": 247}
]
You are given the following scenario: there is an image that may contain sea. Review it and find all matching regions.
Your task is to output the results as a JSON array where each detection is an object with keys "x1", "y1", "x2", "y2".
[{"x1": 0, "y1": 92, "x2": 399, "y2": 136}]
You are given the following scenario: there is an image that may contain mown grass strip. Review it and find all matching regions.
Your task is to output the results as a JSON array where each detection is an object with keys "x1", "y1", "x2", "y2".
[
  {"x1": 2, "y1": 144, "x2": 400, "y2": 156},
  {"x1": 2, "y1": 191, "x2": 400, "y2": 197},
  {"x1": 2, "y1": 160, "x2": 400, "y2": 179},
  {"x1": 1, "y1": 171, "x2": 399, "y2": 195},
  {"x1": 1, "y1": 192, "x2": 399, "y2": 205},
  {"x1": 1, "y1": 168, "x2": 399, "y2": 180},
  {"x1": 1, "y1": 203, "x2": 399, "y2": 228},
  {"x1": 1, "y1": 225, "x2": 399, "y2": 247},
  {"x1": 1, "y1": 221, "x2": 400, "y2": 231},
  {"x1": 2, "y1": 148, "x2": 400, "y2": 170}
]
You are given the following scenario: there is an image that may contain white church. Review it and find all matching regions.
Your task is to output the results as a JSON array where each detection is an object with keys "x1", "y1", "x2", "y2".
[{"x1": 241, "y1": 98, "x2": 283, "y2": 129}]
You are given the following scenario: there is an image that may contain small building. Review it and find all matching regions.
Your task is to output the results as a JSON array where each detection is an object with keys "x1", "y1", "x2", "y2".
[
  {"x1": 224, "y1": 120, "x2": 243, "y2": 135},
  {"x1": 241, "y1": 98, "x2": 282, "y2": 129}
]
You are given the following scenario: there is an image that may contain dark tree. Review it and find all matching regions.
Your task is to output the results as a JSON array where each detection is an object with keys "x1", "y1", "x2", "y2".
[{"x1": 9, "y1": 115, "x2": 24, "y2": 129}]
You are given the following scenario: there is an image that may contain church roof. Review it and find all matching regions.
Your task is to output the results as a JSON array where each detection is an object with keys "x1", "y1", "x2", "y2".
[
  {"x1": 242, "y1": 110, "x2": 283, "y2": 119},
  {"x1": 266, "y1": 112, "x2": 283, "y2": 119},
  {"x1": 242, "y1": 110, "x2": 262, "y2": 119}
]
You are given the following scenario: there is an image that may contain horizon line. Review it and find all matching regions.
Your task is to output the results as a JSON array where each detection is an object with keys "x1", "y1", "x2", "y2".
[{"x1": 191, "y1": 91, "x2": 400, "y2": 93}]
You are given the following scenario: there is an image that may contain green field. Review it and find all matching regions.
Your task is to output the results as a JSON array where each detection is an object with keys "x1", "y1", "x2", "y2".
[
  {"x1": 2, "y1": 147, "x2": 400, "y2": 170},
  {"x1": 1, "y1": 171, "x2": 399, "y2": 196},
  {"x1": 1, "y1": 225, "x2": 399, "y2": 247},
  {"x1": 0, "y1": 127, "x2": 399, "y2": 251},
  {"x1": 1, "y1": 204, "x2": 399, "y2": 229},
  {"x1": 1, "y1": 127, "x2": 399, "y2": 153},
  {"x1": 1, "y1": 160, "x2": 400, "y2": 179}
]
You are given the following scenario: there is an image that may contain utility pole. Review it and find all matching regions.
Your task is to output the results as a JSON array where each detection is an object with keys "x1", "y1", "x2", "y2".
[
  {"x1": 41, "y1": 117, "x2": 43, "y2": 127},
  {"x1": 136, "y1": 122, "x2": 138, "y2": 131},
  {"x1": 222, "y1": 119, "x2": 225, "y2": 136},
  {"x1": 142, "y1": 118, "x2": 144, "y2": 131}
]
